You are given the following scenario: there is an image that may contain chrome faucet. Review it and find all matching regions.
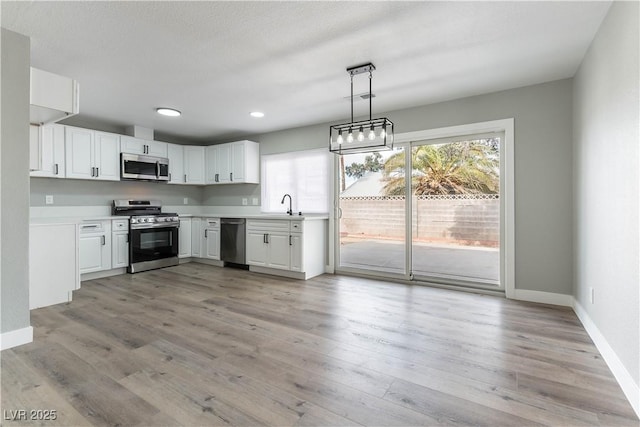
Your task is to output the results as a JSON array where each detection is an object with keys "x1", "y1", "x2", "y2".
[{"x1": 281, "y1": 193, "x2": 292, "y2": 215}]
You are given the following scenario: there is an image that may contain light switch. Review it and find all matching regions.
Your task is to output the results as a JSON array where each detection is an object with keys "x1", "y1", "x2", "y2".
[
  {"x1": 183, "y1": 198, "x2": 188, "y2": 205},
  {"x1": 252, "y1": 198, "x2": 259, "y2": 205},
  {"x1": 242, "y1": 198, "x2": 248, "y2": 206},
  {"x1": 45, "y1": 195, "x2": 54, "y2": 205}
]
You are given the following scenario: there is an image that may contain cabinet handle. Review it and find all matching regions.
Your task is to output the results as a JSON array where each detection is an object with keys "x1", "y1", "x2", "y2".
[
  {"x1": 184, "y1": 174, "x2": 187, "y2": 183},
  {"x1": 263, "y1": 233, "x2": 266, "y2": 244},
  {"x1": 96, "y1": 167, "x2": 99, "y2": 177},
  {"x1": 54, "y1": 163, "x2": 59, "y2": 175},
  {"x1": 205, "y1": 229, "x2": 208, "y2": 238},
  {"x1": 101, "y1": 235, "x2": 106, "y2": 246},
  {"x1": 230, "y1": 173, "x2": 233, "y2": 182},
  {"x1": 215, "y1": 173, "x2": 219, "y2": 183},
  {"x1": 90, "y1": 167, "x2": 94, "y2": 177},
  {"x1": 289, "y1": 235, "x2": 292, "y2": 246},
  {"x1": 266, "y1": 234, "x2": 269, "y2": 244}
]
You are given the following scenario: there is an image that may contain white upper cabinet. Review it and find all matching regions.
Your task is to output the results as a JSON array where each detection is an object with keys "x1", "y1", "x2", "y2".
[
  {"x1": 205, "y1": 145, "x2": 220, "y2": 184},
  {"x1": 217, "y1": 143, "x2": 232, "y2": 184},
  {"x1": 121, "y1": 135, "x2": 167, "y2": 157},
  {"x1": 205, "y1": 140, "x2": 259, "y2": 185},
  {"x1": 168, "y1": 144, "x2": 205, "y2": 185},
  {"x1": 184, "y1": 146, "x2": 205, "y2": 184},
  {"x1": 231, "y1": 140, "x2": 259, "y2": 184},
  {"x1": 167, "y1": 143, "x2": 185, "y2": 184},
  {"x1": 65, "y1": 126, "x2": 120, "y2": 181},
  {"x1": 30, "y1": 67, "x2": 79, "y2": 125},
  {"x1": 31, "y1": 123, "x2": 66, "y2": 177}
]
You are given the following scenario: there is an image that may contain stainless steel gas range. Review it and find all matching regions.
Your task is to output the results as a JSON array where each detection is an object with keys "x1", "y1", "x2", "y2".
[{"x1": 112, "y1": 200, "x2": 179, "y2": 273}]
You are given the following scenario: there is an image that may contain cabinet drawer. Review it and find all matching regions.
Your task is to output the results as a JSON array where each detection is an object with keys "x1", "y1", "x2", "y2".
[
  {"x1": 247, "y1": 219, "x2": 290, "y2": 232},
  {"x1": 290, "y1": 221, "x2": 303, "y2": 232},
  {"x1": 112, "y1": 219, "x2": 129, "y2": 230},
  {"x1": 80, "y1": 221, "x2": 106, "y2": 234},
  {"x1": 203, "y1": 218, "x2": 220, "y2": 228}
]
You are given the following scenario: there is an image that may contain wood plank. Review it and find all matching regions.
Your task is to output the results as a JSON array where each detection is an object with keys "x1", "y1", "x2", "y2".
[{"x1": 2, "y1": 263, "x2": 636, "y2": 426}]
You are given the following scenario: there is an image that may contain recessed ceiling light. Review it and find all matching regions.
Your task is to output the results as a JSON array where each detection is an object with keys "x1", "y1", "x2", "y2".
[
  {"x1": 156, "y1": 108, "x2": 181, "y2": 117},
  {"x1": 250, "y1": 111, "x2": 265, "y2": 118}
]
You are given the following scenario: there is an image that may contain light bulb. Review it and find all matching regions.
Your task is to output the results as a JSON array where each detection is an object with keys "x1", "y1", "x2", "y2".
[
  {"x1": 337, "y1": 131, "x2": 343, "y2": 145},
  {"x1": 357, "y1": 126, "x2": 364, "y2": 142},
  {"x1": 379, "y1": 125, "x2": 386, "y2": 139},
  {"x1": 368, "y1": 125, "x2": 376, "y2": 140},
  {"x1": 347, "y1": 128, "x2": 354, "y2": 143}
]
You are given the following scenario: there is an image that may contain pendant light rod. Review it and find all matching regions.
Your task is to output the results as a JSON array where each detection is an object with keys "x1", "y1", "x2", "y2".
[
  {"x1": 369, "y1": 70, "x2": 373, "y2": 121},
  {"x1": 350, "y1": 74, "x2": 354, "y2": 123}
]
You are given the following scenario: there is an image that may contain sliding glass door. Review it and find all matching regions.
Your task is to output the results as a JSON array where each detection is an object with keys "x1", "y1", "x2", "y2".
[
  {"x1": 337, "y1": 148, "x2": 406, "y2": 275},
  {"x1": 336, "y1": 133, "x2": 503, "y2": 291}
]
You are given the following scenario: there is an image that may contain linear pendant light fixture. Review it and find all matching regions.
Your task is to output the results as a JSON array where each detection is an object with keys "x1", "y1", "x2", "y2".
[{"x1": 329, "y1": 63, "x2": 394, "y2": 154}]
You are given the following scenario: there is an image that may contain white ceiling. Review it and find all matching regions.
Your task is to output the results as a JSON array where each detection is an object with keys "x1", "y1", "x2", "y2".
[{"x1": 2, "y1": 1, "x2": 611, "y2": 143}]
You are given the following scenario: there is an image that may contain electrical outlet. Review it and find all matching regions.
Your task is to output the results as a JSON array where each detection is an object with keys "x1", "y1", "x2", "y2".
[
  {"x1": 183, "y1": 198, "x2": 188, "y2": 205},
  {"x1": 252, "y1": 197, "x2": 259, "y2": 206},
  {"x1": 590, "y1": 287, "x2": 594, "y2": 304},
  {"x1": 45, "y1": 195, "x2": 54, "y2": 205},
  {"x1": 242, "y1": 198, "x2": 248, "y2": 206}
]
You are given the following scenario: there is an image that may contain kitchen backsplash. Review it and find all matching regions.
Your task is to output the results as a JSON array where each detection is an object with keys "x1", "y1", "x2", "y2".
[
  {"x1": 30, "y1": 177, "x2": 203, "y2": 207},
  {"x1": 30, "y1": 177, "x2": 261, "y2": 209}
]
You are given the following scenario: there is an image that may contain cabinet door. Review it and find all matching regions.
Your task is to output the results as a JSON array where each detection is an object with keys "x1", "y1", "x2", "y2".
[
  {"x1": 65, "y1": 126, "x2": 94, "y2": 179},
  {"x1": 231, "y1": 140, "x2": 259, "y2": 184},
  {"x1": 120, "y1": 136, "x2": 145, "y2": 154},
  {"x1": 79, "y1": 235, "x2": 105, "y2": 273},
  {"x1": 204, "y1": 228, "x2": 220, "y2": 260},
  {"x1": 147, "y1": 140, "x2": 168, "y2": 157},
  {"x1": 179, "y1": 218, "x2": 192, "y2": 258},
  {"x1": 290, "y1": 233, "x2": 303, "y2": 272},
  {"x1": 246, "y1": 231, "x2": 268, "y2": 266},
  {"x1": 231, "y1": 141, "x2": 244, "y2": 183},
  {"x1": 184, "y1": 146, "x2": 205, "y2": 184},
  {"x1": 168, "y1": 143, "x2": 185, "y2": 184},
  {"x1": 266, "y1": 233, "x2": 290, "y2": 270},
  {"x1": 218, "y1": 143, "x2": 232, "y2": 183},
  {"x1": 94, "y1": 131, "x2": 120, "y2": 181},
  {"x1": 205, "y1": 145, "x2": 219, "y2": 184},
  {"x1": 112, "y1": 232, "x2": 129, "y2": 268},
  {"x1": 191, "y1": 218, "x2": 202, "y2": 257}
]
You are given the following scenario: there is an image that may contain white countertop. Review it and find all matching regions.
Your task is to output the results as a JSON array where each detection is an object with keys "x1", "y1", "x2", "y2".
[{"x1": 31, "y1": 213, "x2": 329, "y2": 225}]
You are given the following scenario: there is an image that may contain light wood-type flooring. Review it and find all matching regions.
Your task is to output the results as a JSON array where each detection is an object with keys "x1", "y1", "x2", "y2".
[{"x1": 2, "y1": 263, "x2": 638, "y2": 426}]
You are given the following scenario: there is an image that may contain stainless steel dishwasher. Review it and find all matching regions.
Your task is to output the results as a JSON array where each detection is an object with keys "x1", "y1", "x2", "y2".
[{"x1": 220, "y1": 218, "x2": 246, "y2": 265}]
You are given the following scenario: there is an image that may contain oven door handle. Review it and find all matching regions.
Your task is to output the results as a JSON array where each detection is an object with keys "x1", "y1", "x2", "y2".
[{"x1": 156, "y1": 161, "x2": 160, "y2": 178}]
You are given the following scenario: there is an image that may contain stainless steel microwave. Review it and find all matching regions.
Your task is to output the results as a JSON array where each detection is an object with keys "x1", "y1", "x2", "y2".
[{"x1": 121, "y1": 153, "x2": 170, "y2": 182}]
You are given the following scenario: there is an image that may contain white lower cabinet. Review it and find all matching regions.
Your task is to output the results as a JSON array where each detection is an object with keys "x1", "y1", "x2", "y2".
[
  {"x1": 246, "y1": 218, "x2": 326, "y2": 279},
  {"x1": 201, "y1": 218, "x2": 220, "y2": 260},
  {"x1": 79, "y1": 220, "x2": 112, "y2": 274},
  {"x1": 111, "y1": 219, "x2": 129, "y2": 269},
  {"x1": 246, "y1": 220, "x2": 291, "y2": 271},
  {"x1": 289, "y1": 233, "x2": 303, "y2": 272},
  {"x1": 179, "y1": 218, "x2": 192, "y2": 258},
  {"x1": 30, "y1": 223, "x2": 79, "y2": 309}
]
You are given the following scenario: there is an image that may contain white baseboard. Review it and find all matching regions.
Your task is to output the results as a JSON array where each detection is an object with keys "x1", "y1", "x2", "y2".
[
  {"x1": 1, "y1": 326, "x2": 33, "y2": 351},
  {"x1": 573, "y1": 300, "x2": 640, "y2": 418},
  {"x1": 512, "y1": 289, "x2": 573, "y2": 306}
]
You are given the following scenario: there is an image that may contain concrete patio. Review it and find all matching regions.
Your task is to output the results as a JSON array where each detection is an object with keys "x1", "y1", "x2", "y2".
[{"x1": 339, "y1": 239, "x2": 500, "y2": 284}]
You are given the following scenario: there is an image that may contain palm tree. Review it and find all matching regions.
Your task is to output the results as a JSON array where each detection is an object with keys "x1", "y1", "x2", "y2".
[{"x1": 382, "y1": 140, "x2": 499, "y2": 196}]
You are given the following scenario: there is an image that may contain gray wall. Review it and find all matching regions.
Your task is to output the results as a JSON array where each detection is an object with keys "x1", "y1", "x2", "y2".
[
  {"x1": 573, "y1": 1, "x2": 639, "y2": 387},
  {"x1": 211, "y1": 79, "x2": 573, "y2": 294},
  {"x1": 1, "y1": 29, "x2": 31, "y2": 334},
  {"x1": 30, "y1": 178, "x2": 203, "y2": 207}
]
